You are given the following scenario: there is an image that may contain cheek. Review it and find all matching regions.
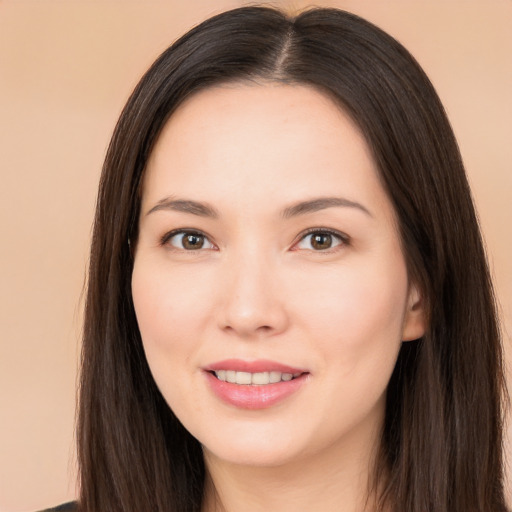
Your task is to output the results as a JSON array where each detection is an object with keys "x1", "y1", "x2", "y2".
[
  {"x1": 292, "y1": 257, "x2": 409, "y2": 377},
  {"x1": 131, "y1": 260, "x2": 215, "y2": 396},
  {"x1": 132, "y1": 260, "x2": 212, "y2": 343},
  {"x1": 288, "y1": 261, "x2": 408, "y2": 437},
  {"x1": 298, "y1": 260, "x2": 407, "y2": 324},
  {"x1": 131, "y1": 260, "x2": 215, "y2": 418}
]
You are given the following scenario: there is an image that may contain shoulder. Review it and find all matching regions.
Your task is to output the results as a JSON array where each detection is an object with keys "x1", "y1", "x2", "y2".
[{"x1": 37, "y1": 502, "x2": 78, "y2": 512}]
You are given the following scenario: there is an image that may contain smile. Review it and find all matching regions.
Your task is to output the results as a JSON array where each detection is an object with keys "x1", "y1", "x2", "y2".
[
  {"x1": 212, "y1": 370, "x2": 302, "y2": 385},
  {"x1": 204, "y1": 359, "x2": 310, "y2": 409}
]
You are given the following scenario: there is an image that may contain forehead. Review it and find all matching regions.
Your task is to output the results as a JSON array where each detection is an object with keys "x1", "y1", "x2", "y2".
[
  {"x1": 149, "y1": 82, "x2": 365, "y2": 164},
  {"x1": 142, "y1": 83, "x2": 389, "y2": 218}
]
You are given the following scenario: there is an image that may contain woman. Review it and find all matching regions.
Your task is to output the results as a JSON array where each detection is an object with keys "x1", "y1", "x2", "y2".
[{"x1": 47, "y1": 5, "x2": 508, "y2": 512}]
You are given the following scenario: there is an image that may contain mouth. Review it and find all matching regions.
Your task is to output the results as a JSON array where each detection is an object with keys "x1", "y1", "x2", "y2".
[
  {"x1": 203, "y1": 359, "x2": 310, "y2": 409},
  {"x1": 210, "y1": 370, "x2": 304, "y2": 385}
]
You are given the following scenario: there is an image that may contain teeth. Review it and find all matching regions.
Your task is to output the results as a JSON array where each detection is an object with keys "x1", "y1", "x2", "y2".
[
  {"x1": 269, "y1": 371, "x2": 281, "y2": 383},
  {"x1": 251, "y1": 372, "x2": 269, "y2": 385},
  {"x1": 214, "y1": 370, "x2": 302, "y2": 385},
  {"x1": 236, "y1": 371, "x2": 252, "y2": 385}
]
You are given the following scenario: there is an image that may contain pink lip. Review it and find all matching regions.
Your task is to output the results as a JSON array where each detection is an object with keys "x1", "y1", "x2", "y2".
[
  {"x1": 203, "y1": 359, "x2": 310, "y2": 410},
  {"x1": 204, "y1": 359, "x2": 307, "y2": 374}
]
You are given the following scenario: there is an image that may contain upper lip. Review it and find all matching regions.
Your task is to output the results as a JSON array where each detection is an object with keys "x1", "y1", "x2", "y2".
[{"x1": 204, "y1": 359, "x2": 308, "y2": 374}]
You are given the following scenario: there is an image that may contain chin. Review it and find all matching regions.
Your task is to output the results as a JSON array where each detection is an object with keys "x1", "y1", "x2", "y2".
[
  {"x1": 204, "y1": 439, "x2": 303, "y2": 468},
  {"x1": 190, "y1": 418, "x2": 306, "y2": 467}
]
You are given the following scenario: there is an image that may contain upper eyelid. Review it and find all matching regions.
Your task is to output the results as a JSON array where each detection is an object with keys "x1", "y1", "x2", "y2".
[
  {"x1": 295, "y1": 227, "x2": 349, "y2": 242},
  {"x1": 299, "y1": 227, "x2": 347, "y2": 237},
  {"x1": 162, "y1": 228, "x2": 210, "y2": 239}
]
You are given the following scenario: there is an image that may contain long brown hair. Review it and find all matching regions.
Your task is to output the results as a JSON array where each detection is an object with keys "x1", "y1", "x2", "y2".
[{"x1": 78, "y1": 6, "x2": 509, "y2": 511}]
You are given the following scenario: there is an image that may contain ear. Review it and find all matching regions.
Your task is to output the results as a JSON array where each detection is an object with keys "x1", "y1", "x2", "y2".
[{"x1": 402, "y1": 283, "x2": 427, "y2": 342}]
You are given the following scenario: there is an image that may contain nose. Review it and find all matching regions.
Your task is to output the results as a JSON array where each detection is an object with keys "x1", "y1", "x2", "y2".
[{"x1": 217, "y1": 250, "x2": 289, "y2": 339}]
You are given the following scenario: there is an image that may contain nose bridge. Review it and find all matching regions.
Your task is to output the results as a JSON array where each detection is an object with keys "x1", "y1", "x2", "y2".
[{"x1": 219, "y1": 242, "x2": 288, "y2": 337}]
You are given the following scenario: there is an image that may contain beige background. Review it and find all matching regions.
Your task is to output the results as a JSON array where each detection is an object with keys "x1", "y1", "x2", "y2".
[{"x1": 0, "y1": 1, "x2": 510, "y2": 510}]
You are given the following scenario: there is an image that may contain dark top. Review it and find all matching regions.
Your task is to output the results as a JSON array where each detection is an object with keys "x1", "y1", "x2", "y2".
[{"x1": 39, "y1": 502, "x2": 78, "y2": 512}]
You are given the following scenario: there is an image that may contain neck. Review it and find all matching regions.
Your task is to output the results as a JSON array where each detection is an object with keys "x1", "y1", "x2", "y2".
[{"x1": 201, "y1": 422, "x2": 384, "y2": 512}]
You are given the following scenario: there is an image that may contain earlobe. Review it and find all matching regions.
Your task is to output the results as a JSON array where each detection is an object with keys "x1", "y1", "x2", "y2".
[{"x1": 402, "y1": 284, "x2": 427, "y2": 342}]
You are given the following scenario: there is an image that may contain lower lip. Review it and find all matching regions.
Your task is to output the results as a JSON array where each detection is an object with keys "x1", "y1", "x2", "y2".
[{"x1": 205, "y1": 372, "x2": 309, "y2": 410}]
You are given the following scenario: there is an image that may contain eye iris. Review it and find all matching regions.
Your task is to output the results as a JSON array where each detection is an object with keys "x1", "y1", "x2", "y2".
[
  {"x1": 182, "y1": 233, "x2": 204, "y2": 250},
  {"x1": 311, "y1": 233, "x2": 332, "y2": 250}
]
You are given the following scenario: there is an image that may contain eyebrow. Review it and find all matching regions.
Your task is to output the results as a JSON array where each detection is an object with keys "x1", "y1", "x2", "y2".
[
  {"x1": 146, "y1": 198, "x2": 219, "y2": 218},
  {"x1": 281, "y1": 197, "x2": 372, "y2": 218},
  {"x1": 146, "y1": 196, "x2": 372, "y2": 219}
]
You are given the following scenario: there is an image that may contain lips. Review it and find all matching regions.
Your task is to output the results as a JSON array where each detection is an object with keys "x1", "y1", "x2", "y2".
[{"x1": 203, "y1": 359, "x2": 309, "y2": 409}]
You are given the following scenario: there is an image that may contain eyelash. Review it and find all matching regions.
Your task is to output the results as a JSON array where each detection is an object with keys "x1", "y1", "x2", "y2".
[
  {"x1": 293, "y1": 228, "x2": 350, "y2": 252},
  {"x1": 160, "y1": 228, "x2": 350, "y2": 253},
  {"x1": 160, "y1": 229, "x2": 215, "y2": 251}
]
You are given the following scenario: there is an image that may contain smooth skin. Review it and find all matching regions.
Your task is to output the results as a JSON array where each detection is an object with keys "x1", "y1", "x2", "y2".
[{"x1": 132, "y1": 83, "x2": 426, "y2": 512}]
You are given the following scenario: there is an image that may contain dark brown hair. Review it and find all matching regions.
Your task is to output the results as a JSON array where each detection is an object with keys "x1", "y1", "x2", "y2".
[{"x1": 78, "y1": 6, "x2": 508, "y2": 512}]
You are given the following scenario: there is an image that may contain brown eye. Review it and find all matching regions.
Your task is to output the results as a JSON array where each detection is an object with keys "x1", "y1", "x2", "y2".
[
  {"x1": 182, "y1": 233, "x2": 204, "y2": 249},
  {"x1": 167, "y1": 231, "x2": 214, "y2": 250},
  {"x1": 295, "y1": 231, "x2": 345, "y2": 251},
  {"x1": 311, "y1": 233, "x2": 333, "y2": 250}
]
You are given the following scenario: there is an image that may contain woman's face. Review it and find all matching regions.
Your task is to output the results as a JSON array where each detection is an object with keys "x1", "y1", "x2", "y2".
[{"x1": 132, "y1": 83, "x2": 425, "y2": 468}]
